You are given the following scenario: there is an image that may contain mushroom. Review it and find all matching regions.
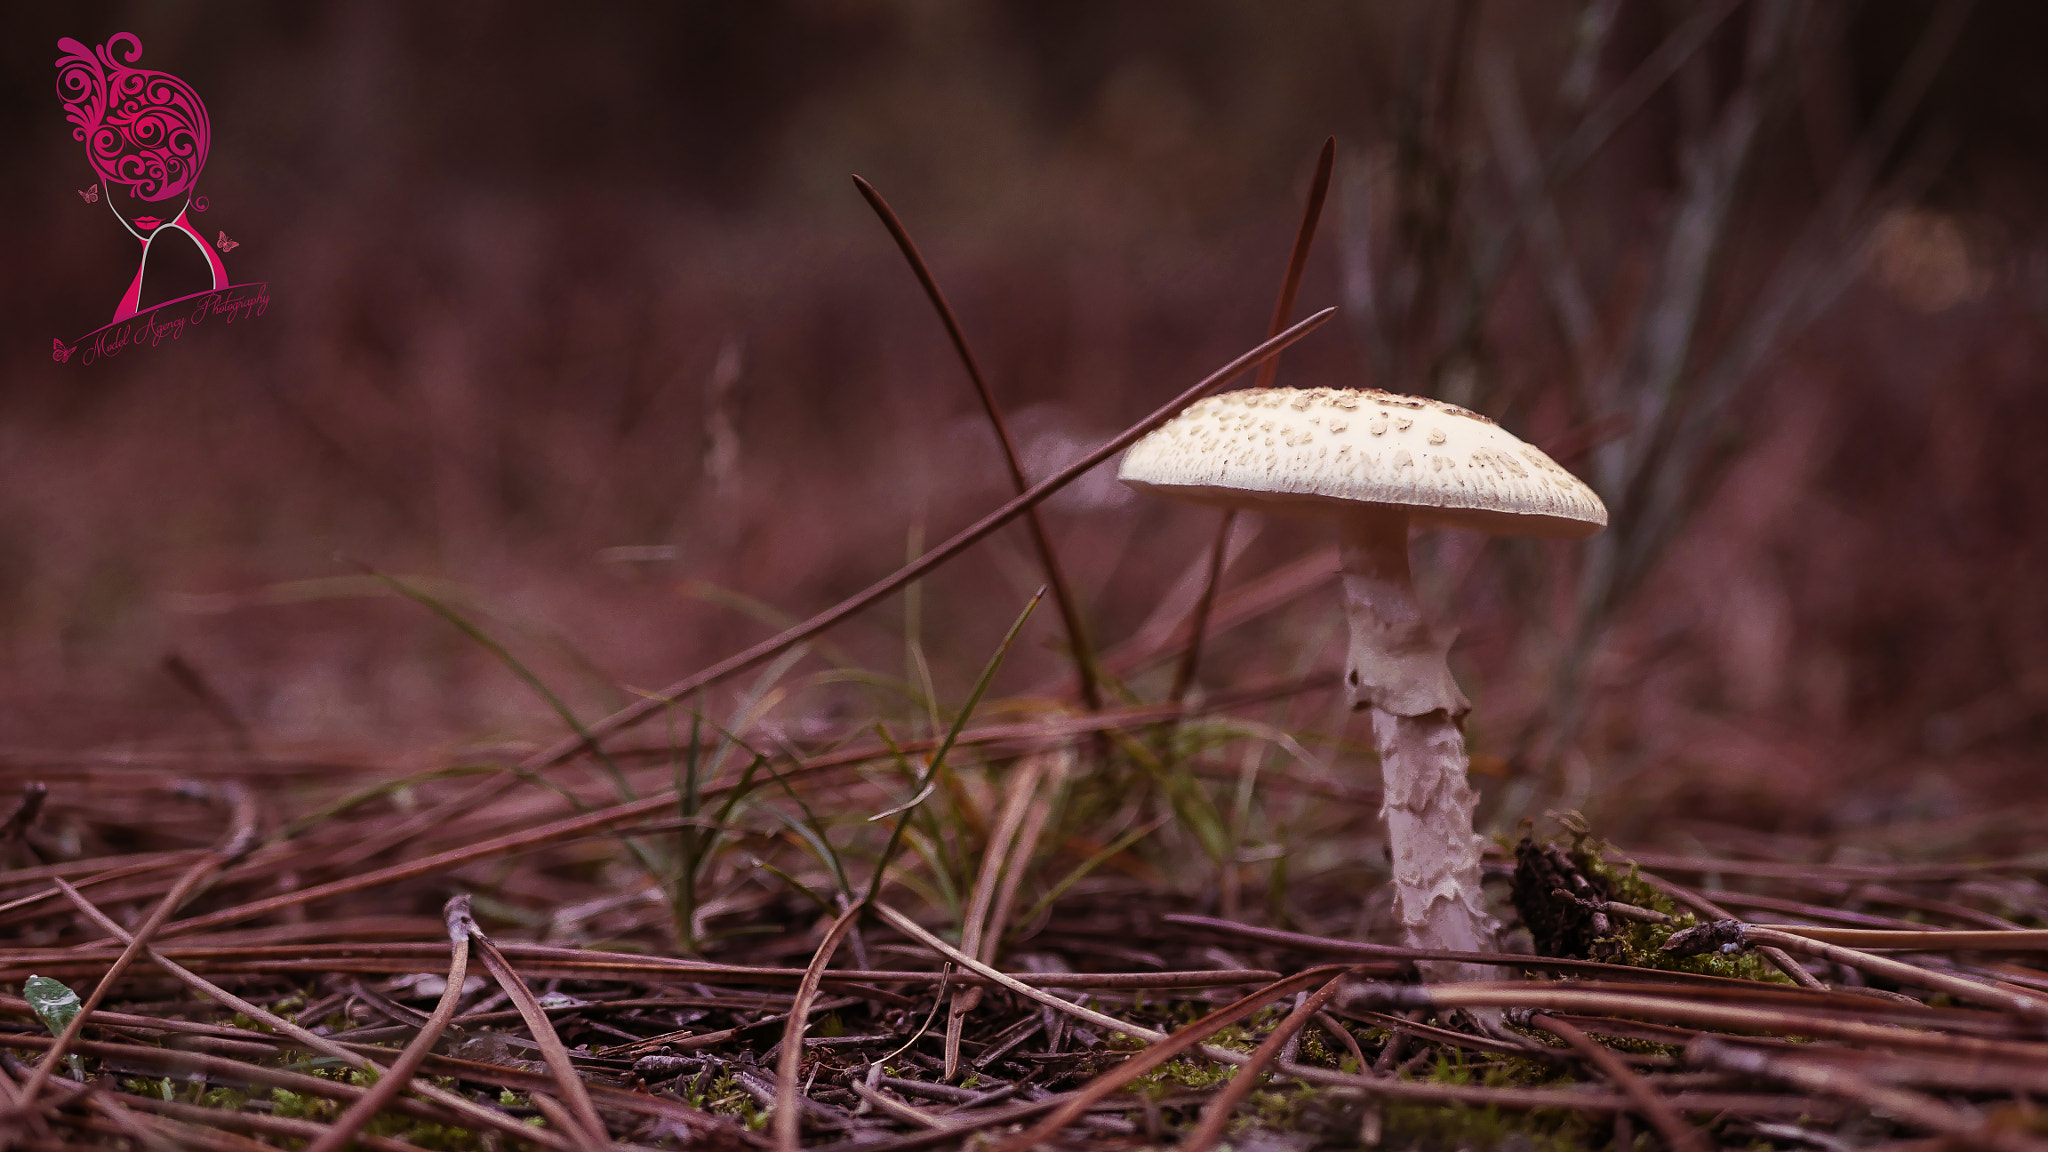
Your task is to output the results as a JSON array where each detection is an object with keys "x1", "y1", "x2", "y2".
[{"x1": 1119, "y1": 386, "x2": 1605, "y2": 977}]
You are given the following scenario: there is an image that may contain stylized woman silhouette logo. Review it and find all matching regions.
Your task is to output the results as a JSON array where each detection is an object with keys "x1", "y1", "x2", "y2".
[{"x1": 56, "y1": 33, "x2": 228, "y2": 324}]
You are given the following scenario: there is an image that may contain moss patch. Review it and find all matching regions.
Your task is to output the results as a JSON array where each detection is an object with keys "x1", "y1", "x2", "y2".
[
  {"x1": 701, "y1": 1072, "x2": 769, "y2": 1132},
  {"x1": 1378, "y1": 1051, "x2": 1599, "y2": 1152},
  {"x1": 1131, "y1": 1056, "x2": 1237, "y2": 1099},
  {"x1": 1517, "y1": 821, "x2": 1792, "y2": 984}
]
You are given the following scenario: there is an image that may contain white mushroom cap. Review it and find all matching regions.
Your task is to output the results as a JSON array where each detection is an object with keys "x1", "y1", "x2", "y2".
[{"x1": 1118, "y1": 386, "x2": 1607, "y2": 538}]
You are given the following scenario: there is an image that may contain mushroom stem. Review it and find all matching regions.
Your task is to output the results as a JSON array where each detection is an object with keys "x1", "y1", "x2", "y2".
[{"x1": 1339, "y1": 508, "x2": 1495, "y2": 979}]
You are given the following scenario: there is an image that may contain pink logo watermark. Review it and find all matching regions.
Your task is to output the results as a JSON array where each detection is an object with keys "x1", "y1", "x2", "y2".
[{"x1": 51, "y1": 33, "x2": 269, "y2": 366}]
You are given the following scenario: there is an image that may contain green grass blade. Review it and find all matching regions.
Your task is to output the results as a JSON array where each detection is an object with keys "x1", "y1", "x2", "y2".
[
  {"x1": 1015, "y1": 814, "x2": 1170, "y2": 930},
  {"x1": 365, "y1": 567, "x2": 635, "y2": 802},
  {"x1": 863, "y1": 587, "x2": 1045, "y2": 904}
]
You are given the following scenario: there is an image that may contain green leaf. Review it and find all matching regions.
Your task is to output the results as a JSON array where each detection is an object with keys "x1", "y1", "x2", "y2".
[
  {"x1": 23, "y1": 975, "x2": 80, "y2": 1035},
  {"x1": 24, "y1": 975, "x2": 86, "y2": 1078}
]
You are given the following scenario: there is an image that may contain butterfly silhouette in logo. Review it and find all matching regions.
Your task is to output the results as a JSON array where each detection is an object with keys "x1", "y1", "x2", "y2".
[
  {"x1": 52, "y1": 339, "x2": 76, "y2": 364},
  {"x1": 215, "y1": 232, "x2": 238, "y2": 253},
  {"x1": 78, "y1": 184, "x2": 98, "y2": 204}
]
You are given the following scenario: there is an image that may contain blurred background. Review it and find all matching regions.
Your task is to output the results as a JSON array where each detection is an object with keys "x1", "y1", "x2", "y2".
[{"x1": 2, "y1": 0, "x2": 2045, "y2": 838}]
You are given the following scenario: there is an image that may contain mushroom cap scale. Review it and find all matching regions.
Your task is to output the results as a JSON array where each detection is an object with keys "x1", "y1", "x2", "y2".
[{"x1": 1118, "y1": 386, "x2": 1607, "y2": 538}]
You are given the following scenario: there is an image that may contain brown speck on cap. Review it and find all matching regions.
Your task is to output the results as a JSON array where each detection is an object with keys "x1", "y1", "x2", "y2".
[{"x1": 1118, "y1": 386, "x2": 1607, "y2": 538}]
